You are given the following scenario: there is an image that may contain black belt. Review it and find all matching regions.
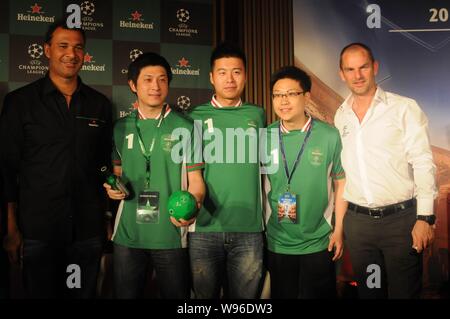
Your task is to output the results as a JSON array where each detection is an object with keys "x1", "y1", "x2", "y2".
[{"x1": 348, "y1": 199, "x2": 415, "y2": 219}]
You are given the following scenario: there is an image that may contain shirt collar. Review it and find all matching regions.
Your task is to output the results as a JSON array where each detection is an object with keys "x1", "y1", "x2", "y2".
[
  {"x1": 137, "y1": 103, "x2": 171, "y2": 120},
  {"x1": 280, "y1": 115, "x2": 312, "y2": 134},
  {"x1": 211, "y1": 95, "x2": 242, "y2": 108},
  {"x1": 42, "y1": 73, "x2": 83, "y2": 97},
  {"x1": 342, "y1": 86, "x2": 387, "y2": 112}
]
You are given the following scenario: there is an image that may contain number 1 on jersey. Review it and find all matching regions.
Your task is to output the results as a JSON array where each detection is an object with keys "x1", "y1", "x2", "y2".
[
  {"x1": 204, "y1": 118, "x2": 214, "y2": 133},
  {"x1": 126, "y1": 134, "x2": 134, "y2": 149}
]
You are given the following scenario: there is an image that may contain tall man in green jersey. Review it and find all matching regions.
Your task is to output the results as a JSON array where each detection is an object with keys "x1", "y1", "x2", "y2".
[
  {"x1": 187, "y1": 43, "x2": 266, "y2": 299},
  {"x1": 264, "y1": 66, "x2": 347, "y2": 298},
  {"x1": 104, "y1": 52, "x2": 205, "y2": 299}
]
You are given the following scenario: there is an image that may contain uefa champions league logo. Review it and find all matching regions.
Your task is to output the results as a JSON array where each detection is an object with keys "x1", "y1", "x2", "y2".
[
  {"x1": 80, "y1": 1, "x2": 95, "y2": 16},
  {"x1": 19, "y1": 43, "x2": 48, "y2": 75},
  {"x1": 177, "y1": 96, "x2": 191, "y2": 111},
  {"x1": 28, "y1": 43, "x2": 44, "y2": 59},
  {"x1": 176, "y1": 9, "x2": 190, "y2": 23},
  {"x1": 129, "y1": 49, "x2": 143, "y2": 62}
]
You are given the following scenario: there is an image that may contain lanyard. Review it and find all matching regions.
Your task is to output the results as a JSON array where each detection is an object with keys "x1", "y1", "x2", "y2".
[
  {"x1": 135, "y1": 104, "x2": 167, "y2": 188},
  {"x1": 278, "y1": 119, "x2": 313, "y2": 192}
]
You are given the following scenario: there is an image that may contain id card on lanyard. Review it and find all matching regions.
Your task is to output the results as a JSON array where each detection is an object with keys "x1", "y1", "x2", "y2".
[
  {"x1": 134, "y1": 104, "x2": 167, "y2": 224},
  {"x1": 277, "y1": 119, "x2": 313, "y2": 224}
]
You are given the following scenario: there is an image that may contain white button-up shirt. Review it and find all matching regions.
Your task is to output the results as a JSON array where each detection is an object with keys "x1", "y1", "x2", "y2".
[{"x1": 334, "y1": 87, "x2": 437, "y2": 215}]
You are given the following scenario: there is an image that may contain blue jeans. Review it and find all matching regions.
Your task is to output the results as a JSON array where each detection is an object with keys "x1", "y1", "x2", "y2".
[
  {"x1": 189, "y1": 232, "x2": 264, "y2": 299},
  {"x1": 113, "y1": 243, "x2": 190, "y2": 299},
  {"x1": 23, "y1": 237, "x2": 103, "y2": 298}
]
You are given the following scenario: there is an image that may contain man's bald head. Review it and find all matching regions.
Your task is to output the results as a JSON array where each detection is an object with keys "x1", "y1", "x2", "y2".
[{"x1": 339, "y1": 43, "x2": 375, "y2": 70}]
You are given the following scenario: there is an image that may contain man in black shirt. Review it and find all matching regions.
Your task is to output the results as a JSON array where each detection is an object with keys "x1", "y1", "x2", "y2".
[{"x1": 0, "y1": 19, "x2": 112, "y2": 298}]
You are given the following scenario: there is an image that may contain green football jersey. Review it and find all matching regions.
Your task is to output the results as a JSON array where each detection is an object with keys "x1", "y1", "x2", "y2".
[
  {"x1": 187, "y1": 101, "x2": 266, "y2": 232},
  {"x1": 264, "y1": 118, "x2": 344, "y2": 255},
  {"x1": 112, "y1": 108, "x2": 203, "y2": 249}
]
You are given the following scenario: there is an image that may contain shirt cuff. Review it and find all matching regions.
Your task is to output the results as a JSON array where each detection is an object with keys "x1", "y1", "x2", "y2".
[{"x1": 416, "y1": 198, "x2": 434, "y2": 216}]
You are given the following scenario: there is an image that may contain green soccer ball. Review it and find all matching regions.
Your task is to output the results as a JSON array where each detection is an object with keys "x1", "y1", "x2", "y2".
[{"x1": 167, "y1": 191, "x2": 197, "y2": 221}]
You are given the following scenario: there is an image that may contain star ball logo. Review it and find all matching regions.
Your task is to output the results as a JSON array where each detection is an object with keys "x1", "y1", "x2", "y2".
[
  {"x1": 18, "y1": 43, "x2": 48, "y2": 75},
  {"x1": 81, "y1": 52, "x2": 105, "y2": 72},
  {"x1": 28, "y1": 43, "x2": 43, "y2": 59},
  {"x1": 120, "y1": 49, "x2": 143, "y2": 75},
  {"x1": 80, "y1": 0, "x2": 104, "y2": 31},
  {"x1": 129, "y1": 49, "x2": 143, "y2": 62},
  {"x1": 177, "y1": 95, "x2": 191, "y2": 111},
  {"x1": 17, "y1": 2, "x2": 55, "y2": 23},
  {"x1": 176, "y1": 9, "x2": 190, "y2": 23},
  {"x1": 80, "y1": 1, "x2": 95, "y2": 16},
  {"x1": 119, "y1": 10, "x2": 154, "y2": 30},
  {"x1": 169, "y1": 8, "x2": 198, "y2": 38},
  {"x1": 172, "y1": 57, "x2": 200, "y2": 76}
]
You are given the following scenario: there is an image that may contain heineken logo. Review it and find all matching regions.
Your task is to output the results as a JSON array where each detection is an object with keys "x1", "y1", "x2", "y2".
[
  {"x1": 83, "y1": 52, "x2": 94, "y2": 63},
  {"x1": 30, "y1": 3, "x2": 43, "y2": 14},
  {"x1": 81, "y1": 52, "x2": 105, "y2": 72},
  {"x1": 171, "y1": 57, "x2": 200, "y2": 76},
  {"x1": 119, "y1": 100, "x2": 139, "y2": 119},
  {"x1": 177, "y1": 57, "x2": 190, "y2": 68},
  {"x1": 308, "y1": 147, "x2": 324, "y2": 167},
  {"x1": 119, "y1": 11, "x2": 154, "y2": 30},
  {"x1": 131, "y1": 11, "x2": 142, "y2": 21},
  {"x1": 16, "y1": 2, "x2": 55, "y2": 23},
  {"x1": 161, "y1": 134, "x2": 178, "y2": 152}
]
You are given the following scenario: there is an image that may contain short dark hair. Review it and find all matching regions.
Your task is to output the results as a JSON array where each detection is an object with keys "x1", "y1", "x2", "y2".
[
  {"x1": 210, "y1": 42, "x2": 246, "y2": 69},
  {"x1": 339, "y1": 42, "x2": 375, "y2": 69},
  {"x1": 127, "y1": 52, "x2": 173, "y2": 85},
  {"x1": 44, "y1": 18, "x2": 86, "y2": 45},
  {"x1": 270, "y1": 66, "x2": 312, "y2": 93}
]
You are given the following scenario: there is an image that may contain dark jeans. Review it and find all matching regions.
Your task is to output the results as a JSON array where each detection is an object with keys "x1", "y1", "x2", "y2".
[
  {"x1": 22, "y1": 236, "x2": 103, "y2": 299},
  {"x1": 268, "y1": 249, "x2": 336, "y2": 299},
  {"x1": 189, "y1": 232, "x2": 264, "y2": 299},
  {"x1": 113, "y1": 243, "x2": 190, "y2": 299},
  {"x1": 344, "y1": 206, "x2": 422, "y2": 299}
]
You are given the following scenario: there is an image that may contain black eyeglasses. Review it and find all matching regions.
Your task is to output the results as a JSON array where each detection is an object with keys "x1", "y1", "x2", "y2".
[{"x1": 272, "y1": 91, "x2": 305, "y2": 100}]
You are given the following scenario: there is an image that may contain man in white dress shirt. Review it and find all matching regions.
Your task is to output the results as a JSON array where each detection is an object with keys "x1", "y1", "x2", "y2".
[{"x1": 334, "y1": 42, "x2": 437, "y2": 299}]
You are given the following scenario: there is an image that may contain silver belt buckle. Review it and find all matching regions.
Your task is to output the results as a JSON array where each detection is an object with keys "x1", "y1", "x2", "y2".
[{"x1": 368, "y1": 208, "x2": 383, "y2": 219}]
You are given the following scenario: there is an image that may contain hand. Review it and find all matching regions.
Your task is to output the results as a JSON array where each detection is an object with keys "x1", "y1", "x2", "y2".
[
  {"x1": 411, "y1": 220, "x2": 434, "y2": 253},
  {"x1": 3, "y1": 229, "x2": 22, "y2": 264},
  {"x1": 103, "y1": 183, "x2": 126, "y2": 200},
  {"x1": 328, "y1": 230, "x2": 344, "y2": 261},
  {"x1": 170, "y1": 216, "x2": 196, "y2": 227}
]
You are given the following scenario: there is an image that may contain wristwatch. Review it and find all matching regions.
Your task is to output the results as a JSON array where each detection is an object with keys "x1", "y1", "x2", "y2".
[{"x1": 417, "y1": 215, "x2": 436, "y2": 226}]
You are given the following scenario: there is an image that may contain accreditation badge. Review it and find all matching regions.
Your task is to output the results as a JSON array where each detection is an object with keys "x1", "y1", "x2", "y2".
[
  {"x1": 277, "y1": 192, "x2": 298, "y2": 224},
  {"x1": 136, "y1": 190, "x2": 160, "y2": 224}
]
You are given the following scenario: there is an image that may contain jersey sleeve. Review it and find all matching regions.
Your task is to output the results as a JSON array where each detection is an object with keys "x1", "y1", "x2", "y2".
[
  {"x1": 112, "y1": 122, "x2": 123, "y2": 167},
  {"x1": 330, "y1": 128, "x2": 345, "y2": 180}
]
